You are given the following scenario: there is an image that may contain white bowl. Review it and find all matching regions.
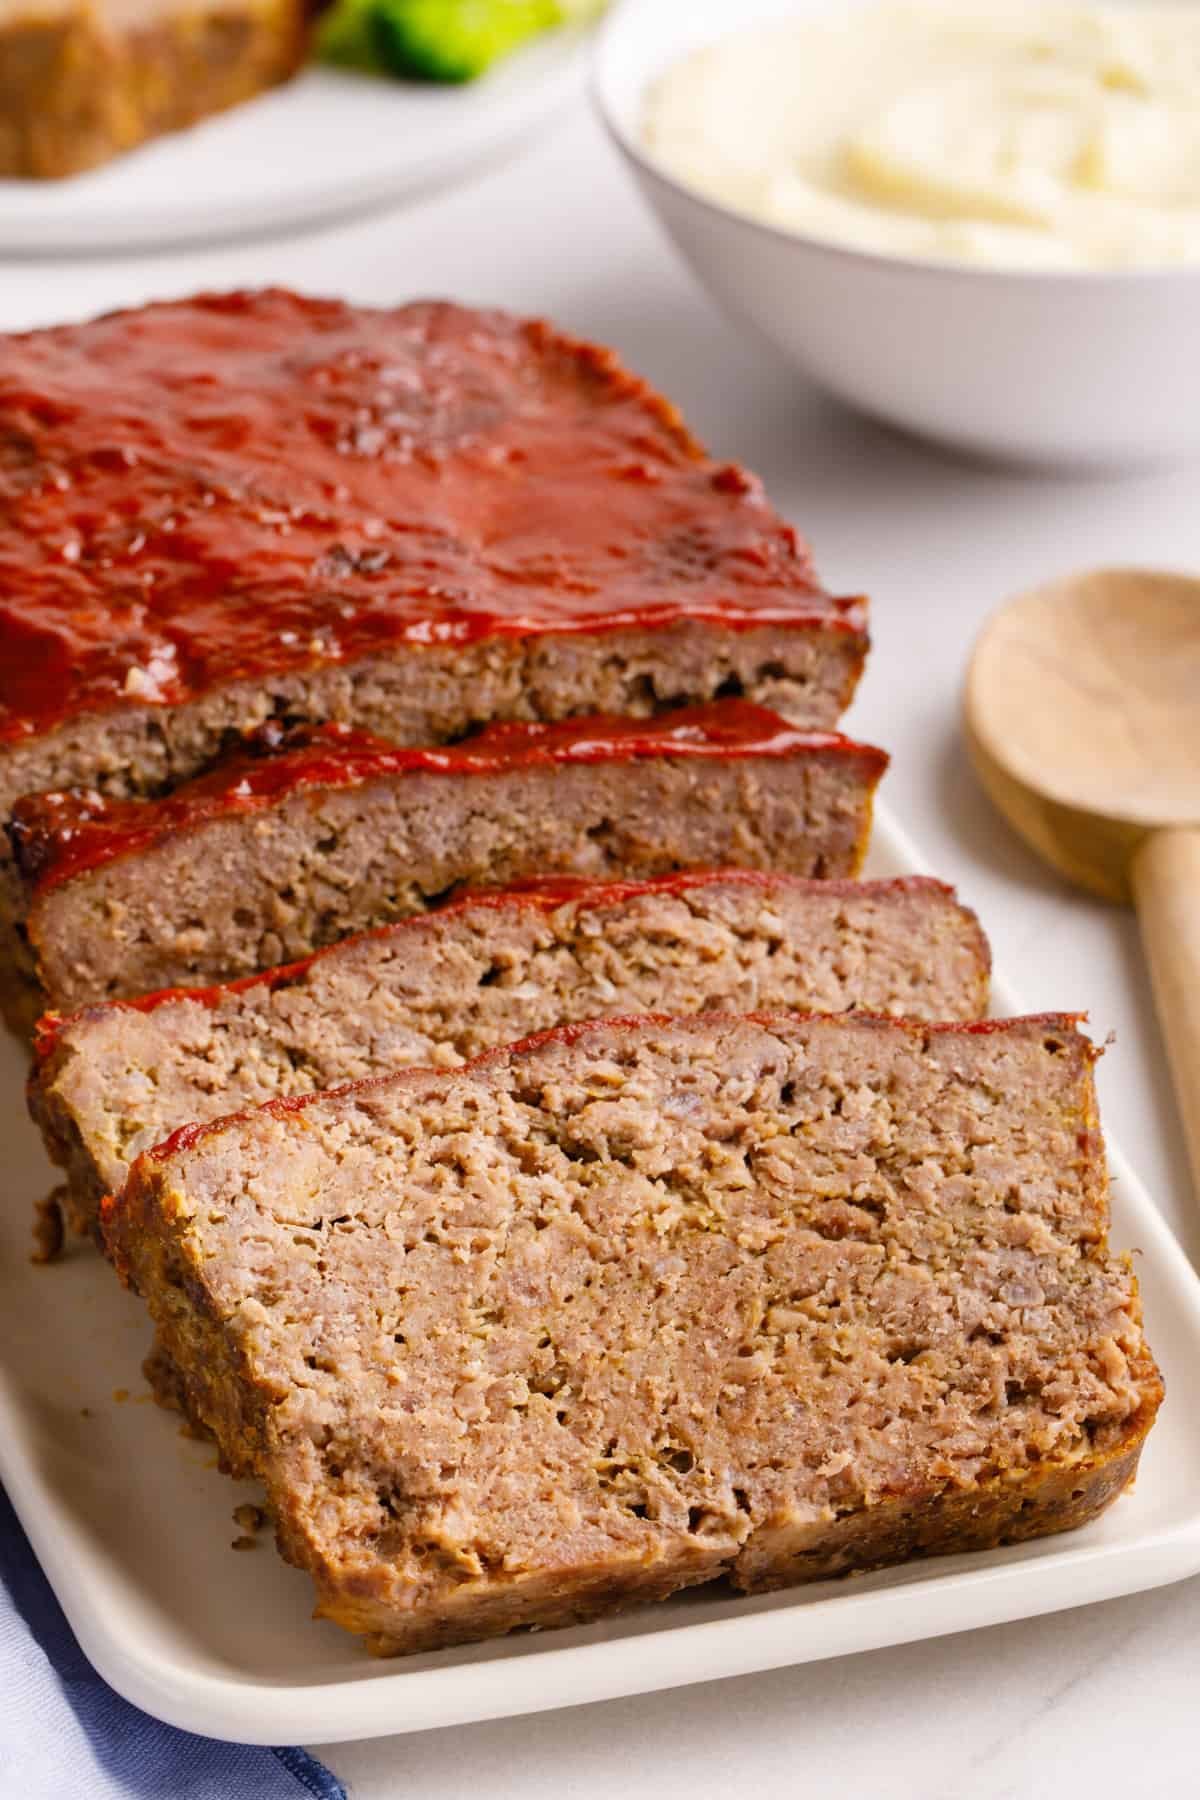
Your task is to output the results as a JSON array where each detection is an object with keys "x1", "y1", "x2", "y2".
[{"x1": 594, "y1": 0, "x2": 1200, "y2": 469}]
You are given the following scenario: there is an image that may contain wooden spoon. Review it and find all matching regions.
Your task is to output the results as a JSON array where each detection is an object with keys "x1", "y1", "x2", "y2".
[{"x1": 964, "y1": 567, "x2": 1200, "y2": 1196}]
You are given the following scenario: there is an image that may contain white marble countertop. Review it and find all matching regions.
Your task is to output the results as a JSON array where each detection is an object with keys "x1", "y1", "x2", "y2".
[{"x1": 4, "y1": 98, "x2": 1198, "y2": 1800}]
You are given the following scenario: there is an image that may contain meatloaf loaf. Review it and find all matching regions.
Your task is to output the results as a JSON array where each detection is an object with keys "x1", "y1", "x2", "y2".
[
  {"x1": 0, "y1": 0, "x2": 307, "y2": 179},
  {"x1": 104, "y1": 1010, "x2": 1162, "y2": 1657},
  {"x1": 0, "y1": 291, "x2": 866, "y2": 833},
  {"x1": 8, "y1": 702, "x2": 888, "y2": 1024},
  {"x1": 32, "y1": 871, "x2": 988, "y2": 1232}
]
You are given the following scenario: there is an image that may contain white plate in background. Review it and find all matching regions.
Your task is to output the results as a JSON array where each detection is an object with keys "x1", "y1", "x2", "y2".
[
  {"x1": 1, "y1": 803, "x2": 1198, "y2": 1744},
  {"x1": 0, "y1": 27, "x2": 592, "y2": 255}
]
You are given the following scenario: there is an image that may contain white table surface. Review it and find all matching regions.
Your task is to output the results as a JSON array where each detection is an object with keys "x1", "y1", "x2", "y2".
[{"x1": 4, "y1": 100, "x2": 1198, "y2": 1800}]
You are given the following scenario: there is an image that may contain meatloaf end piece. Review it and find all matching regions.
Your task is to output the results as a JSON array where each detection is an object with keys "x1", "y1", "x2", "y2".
[
  {"x1": 0, "y1": 291, "x2": 867, "y2": 820},
  {"x1": 10, "y1": 703, "x2": 888, "y2": 1022},
  {"x1": 32, "y1": 871, "x2": 989, "y2": 1232},
  {"x1": 0, "y1": 0, "x2": 307, "y2": 179},
  {"x1": 0, "y1": 295, "x2": 868, "y2": 1019},
  {"x1": 103, "y1": 1011, "x2": 1162, "y2": 1657}
]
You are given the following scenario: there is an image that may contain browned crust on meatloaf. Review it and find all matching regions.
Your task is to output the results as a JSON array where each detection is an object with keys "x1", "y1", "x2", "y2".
[
  {"x1": 31, "y1": 871, "x2": 990, "y2": 1233},
  {"x1": 0, "y1": 0, "x2": 308, "y2": 179},
  {"x1": 104, "y1": 1011, "x2": 1162, "y2": 1658},
  {"x1": 14, "y1": 712, "x2": 887, "y2": 1020}
]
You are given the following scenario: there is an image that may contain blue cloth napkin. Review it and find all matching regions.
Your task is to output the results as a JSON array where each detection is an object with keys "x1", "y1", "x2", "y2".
[{"x1": 0, "y1": 1486, "x2": 346, "y2": 1800}]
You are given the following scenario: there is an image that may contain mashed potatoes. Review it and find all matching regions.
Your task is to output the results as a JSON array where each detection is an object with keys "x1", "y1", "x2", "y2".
[{"x1": 643, "y1": 3, "x2": 1200, "y2": 269}]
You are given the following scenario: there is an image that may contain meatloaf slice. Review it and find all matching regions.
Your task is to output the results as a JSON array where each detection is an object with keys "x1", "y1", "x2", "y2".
[
  {"x1": 103, "y1": 1010, "x2": 1162, "y2": 1658},
  {"x1": 9, "y1": 703, "x2": 888, "y2": 1024},
  {"x1": 0, "y1": 0, "x2": 307, "y2": 179},
  {"x1": 32, "y1": 871, "x2": 989, "y2": 1232},
  {"x1": 0, "y1": 292, "x2": 867, "y2": 835}
]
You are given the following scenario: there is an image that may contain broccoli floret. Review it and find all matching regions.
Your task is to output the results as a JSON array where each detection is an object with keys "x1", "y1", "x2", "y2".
[
  {"x1": 370, "y1": 0, "x2": 563, "y2": 83},
  {"x1": 316, "y1": 0, "x2": 607, "y2": 82},
  {"x1": 316, "y1": 0, "x2": 382, "y2": 70}
]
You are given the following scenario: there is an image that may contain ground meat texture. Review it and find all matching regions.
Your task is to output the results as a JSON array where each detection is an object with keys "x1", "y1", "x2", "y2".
[
  {"x1": 0, "y1": 2, "x2": 307, "y2": 178},
  {"x1": 31, "y1": 872, "x2": 989, "y2": 1233},
  {"x1": 104, "y1": 1011, "x2": 1162, "y2": 1659},
  {"x1": 9, "y1": 705, "x2": 888, "y2": 1023}
]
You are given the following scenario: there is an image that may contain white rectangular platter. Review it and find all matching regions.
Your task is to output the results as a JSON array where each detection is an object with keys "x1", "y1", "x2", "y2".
[{"x1": 3, "y1": 803, "x2": 1200, "y2": 1746}]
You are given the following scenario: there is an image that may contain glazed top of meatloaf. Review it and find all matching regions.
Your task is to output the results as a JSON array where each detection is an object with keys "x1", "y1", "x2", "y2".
[
  {"x1": 12, "y1": 703, "x2": 889, "y2": 896},
  {"x1": 0, "y1": 289, "x2": 866, "y2": 747}
]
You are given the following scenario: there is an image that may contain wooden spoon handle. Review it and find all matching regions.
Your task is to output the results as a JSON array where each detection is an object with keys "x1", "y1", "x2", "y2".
[{"x1": 1132, "y1": 826, "x2": 1200, "y2": 1202}]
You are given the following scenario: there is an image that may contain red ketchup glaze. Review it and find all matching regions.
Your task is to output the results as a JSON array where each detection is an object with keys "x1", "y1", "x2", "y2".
[
  {"x1": 139, "y1": 1012, "x2": 1090, "y2": 1168},
  {"x1": 0, "y1": 290, "x2": 865, "y2": 747},
  {"x1": 13, "y1": 701, "x2": 888, "y2": 896},
  {"x1": 33, "y1": 869, "x2": 950, "y2": 1061}
]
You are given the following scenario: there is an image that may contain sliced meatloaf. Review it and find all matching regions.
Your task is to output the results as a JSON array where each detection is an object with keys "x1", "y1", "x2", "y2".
[
  {"x1": 32, "y1": 871, "x2": 989, "y2": 1232},
  {"x1": 0, "y1": 294, "x2": 869, "y2": 1021},
  {"x1": 9, "y1": 703, "x2": 888, "y2": 1024},
  {"x1": 0, "y1": 0, "x2": 307, "y2": 179},
  {"x1": 0, "y1": 291, "x2": 867, "y2": 829},
  {"x1": 104, "y1": 1010, "x2": 1162, "y2": 1658}
]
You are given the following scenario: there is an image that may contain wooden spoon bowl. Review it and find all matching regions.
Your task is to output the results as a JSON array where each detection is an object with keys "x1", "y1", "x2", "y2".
[{"x1": 965, "y1": 567, "x2": 1200, "y2": 1194}]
